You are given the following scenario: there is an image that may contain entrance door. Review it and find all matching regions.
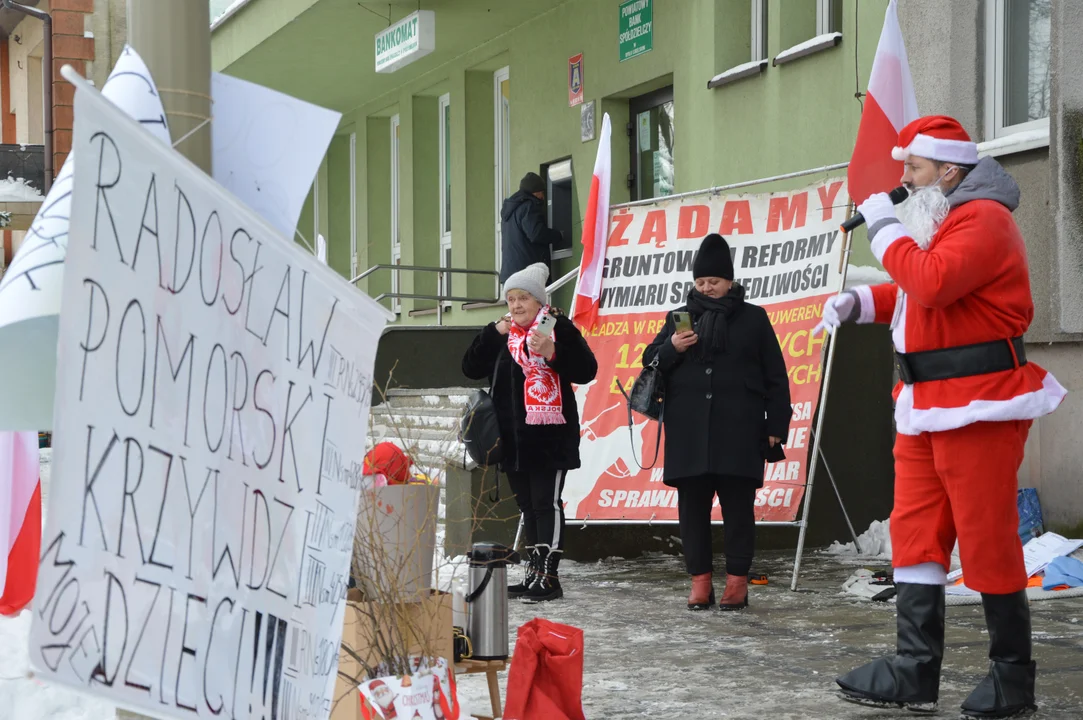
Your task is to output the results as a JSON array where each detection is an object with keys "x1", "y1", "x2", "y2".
[{"x1": 629, "y1": 86, "x2": 674, "y2": 202}]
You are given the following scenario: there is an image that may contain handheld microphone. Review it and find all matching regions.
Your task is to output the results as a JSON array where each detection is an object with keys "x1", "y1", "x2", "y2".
[{"x1": 841, "y1": 186, "x2": 910, "y2": 233}]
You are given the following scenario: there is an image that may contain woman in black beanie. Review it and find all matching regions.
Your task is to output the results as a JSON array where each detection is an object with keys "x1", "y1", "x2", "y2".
[{"x1": 643, "y1": 233, "x2": 791, "y2": 611}]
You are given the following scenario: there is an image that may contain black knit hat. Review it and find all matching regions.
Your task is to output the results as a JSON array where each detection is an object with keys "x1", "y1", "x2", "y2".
[
  {"x1": 520, "y1": 172, "x2": 546, "y2": 194},
  {"x1": 693, "y1": 233, "x2": 734, "y2": 280}
]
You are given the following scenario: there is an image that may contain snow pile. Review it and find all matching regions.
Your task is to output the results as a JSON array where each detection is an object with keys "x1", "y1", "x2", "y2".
[
  {"x1": 0, "y1": 177, "x2": 45, "y2": 203},
  {"x1": 844, "y1": 264, "x2": 892, "y2": 289},
  {"x1": 826, "y1": 519, "x2": 892, "y2": 558}
]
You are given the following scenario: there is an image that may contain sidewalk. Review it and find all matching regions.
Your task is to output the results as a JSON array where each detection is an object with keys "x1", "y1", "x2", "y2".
[{"x1": 456, "y1": 549, "x2": 1083, "y2": 719}]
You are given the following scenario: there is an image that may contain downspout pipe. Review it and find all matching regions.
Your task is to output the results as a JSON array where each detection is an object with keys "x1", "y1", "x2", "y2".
[{"x1": 2, "y1": 0, "x2": 52, "y2": 193}]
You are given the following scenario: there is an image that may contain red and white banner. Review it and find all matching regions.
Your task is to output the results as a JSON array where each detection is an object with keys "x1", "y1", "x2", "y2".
[{"x1": 565, "y1": 178, "x2": 849, "y2": 523}]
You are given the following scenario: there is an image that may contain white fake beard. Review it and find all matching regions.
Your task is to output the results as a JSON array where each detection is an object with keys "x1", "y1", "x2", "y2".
[{"x1": 897, "y1": 185, "x2": 950, "y2": 250}]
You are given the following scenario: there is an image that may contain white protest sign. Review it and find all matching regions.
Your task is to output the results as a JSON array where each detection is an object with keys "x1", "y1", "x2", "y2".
[
  {"x1": 211, "y1": 72, "x2": 342, "y2": 241},
  {"x1": 29, "y1": 72, "x2": 385, "y2": 720}
]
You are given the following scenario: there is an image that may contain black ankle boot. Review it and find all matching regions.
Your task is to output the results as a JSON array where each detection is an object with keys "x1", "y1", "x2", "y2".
[
  {"x1": 523, "y1": 545, "x2": 563, "y2": 602},
  {"x1": 836, "y1": 582, "x2": 944, "y2": 712},
  {"x1": 960, "y1": 590, "x2": 1037, "y2": 718},
  {"x1": 507, "y1": 547, "x2": 538, "y2": 599}
]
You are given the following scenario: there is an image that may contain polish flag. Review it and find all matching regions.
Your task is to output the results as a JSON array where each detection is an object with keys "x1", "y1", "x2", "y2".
[
  {"x1": 848, "y1": 0, "x2": 919, "y2": 205},
  {"x1": 0, "y1": 431, "x2": 41, "y2": 615},
  {"x1": 572, "y1": 113, "x2": 612, "y2": 331}
]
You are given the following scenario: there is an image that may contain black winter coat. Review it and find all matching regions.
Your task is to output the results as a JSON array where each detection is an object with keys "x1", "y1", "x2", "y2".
[
  {"x1": 462, "y1": 314, "x2": 598, "y2": 472},
  {"x1": 499, "y1": 190, "x2": 562, "y2": 283},
  {"x1": 643, "y1": 300, "x2": 791, "y2": 486}
]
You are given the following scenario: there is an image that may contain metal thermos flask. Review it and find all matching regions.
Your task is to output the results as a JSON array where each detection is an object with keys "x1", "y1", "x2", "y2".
[{"x1": 465, "y1": 542, "x2": 519, "y2": 660}]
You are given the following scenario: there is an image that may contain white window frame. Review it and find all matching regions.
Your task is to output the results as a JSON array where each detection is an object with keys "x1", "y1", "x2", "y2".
[
  {"x1": 349, "y1": 132, "x2": 358, "y2": 278},
  {"x1": 493, "y1": 66, "x2": 511, "y2": 293},
  {"x1": 815, "y1": 0, "x2": 836, "y2": 36},
  {"x1": 751, "y1": 0, "x2": 767, "y2": 62},
  {"x1": 312, "y1": 171, "x2": 320, "y2": 249},
  {"x1": 390, "y1": 114, "x2": 401, "y2": 315},
  {"x1": 983, "y1": 0, "x2": 1052, "y2": 142},
  {"x1": 438, "y1": 93, "x2": 452, "y2": 308}
]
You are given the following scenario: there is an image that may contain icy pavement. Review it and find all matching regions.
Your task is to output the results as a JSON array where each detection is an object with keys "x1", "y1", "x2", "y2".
[
  {"x1": 3, "y1": 547, "x2": 1082, "y2": 718},
  {"x1": 454, "y1": 549, "x2": 1083, "y2": 719}
]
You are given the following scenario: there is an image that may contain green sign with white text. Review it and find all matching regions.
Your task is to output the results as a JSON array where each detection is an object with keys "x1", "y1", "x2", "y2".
[{"x1": 619, "y1": 0, "x2": 653, "y2": 62}]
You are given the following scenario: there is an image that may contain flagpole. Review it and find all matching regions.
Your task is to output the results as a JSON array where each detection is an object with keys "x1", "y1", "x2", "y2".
[
  {"x1": 790, "y1": 202, "x2": 856, "y2": 592},
  {"x1": 117, "y1": 6, "x2": 211, "y2": 718}
]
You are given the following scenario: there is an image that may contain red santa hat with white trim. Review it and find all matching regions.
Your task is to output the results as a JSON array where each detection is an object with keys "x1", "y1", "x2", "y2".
[{"x1": 891, "y1": 115, "x2": 979, "y2": 165}]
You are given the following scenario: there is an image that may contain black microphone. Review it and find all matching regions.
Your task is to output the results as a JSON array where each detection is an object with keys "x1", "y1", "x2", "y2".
[{"x1": 840, "y1": 186, "x2": 910, "y2": 233}]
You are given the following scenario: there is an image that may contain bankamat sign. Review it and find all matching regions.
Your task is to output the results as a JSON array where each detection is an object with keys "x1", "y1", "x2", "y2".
[
  {"x1": 29, "y1": 76, "x2": 386, "y2": 719},
  {"x1": 564, "y1": 178, "x2": 850, "y2": 524},
  {"x1": 375, "y1": 10, "x2": 436, "y2": 73}
]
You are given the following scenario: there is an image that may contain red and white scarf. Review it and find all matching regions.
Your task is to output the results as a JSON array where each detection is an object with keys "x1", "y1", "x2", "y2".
[{"x1": 506, "y1": 306, "x2": 565, "y2": 425}]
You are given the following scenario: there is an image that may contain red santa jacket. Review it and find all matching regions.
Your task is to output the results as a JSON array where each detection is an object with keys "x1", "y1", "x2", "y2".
[{"x1": 851, "y1": 157, "x2": 1065, "y2": 436}]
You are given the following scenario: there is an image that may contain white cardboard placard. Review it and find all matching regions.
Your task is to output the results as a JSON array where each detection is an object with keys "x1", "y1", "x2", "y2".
[{"x1": 29, "y1": 71, "x2": 384, "y2": 720}]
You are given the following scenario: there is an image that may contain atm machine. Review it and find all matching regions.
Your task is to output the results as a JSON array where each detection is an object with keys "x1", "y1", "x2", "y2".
[{"x1": 545, "y1": 158, "x2": 574, "y2": 262}]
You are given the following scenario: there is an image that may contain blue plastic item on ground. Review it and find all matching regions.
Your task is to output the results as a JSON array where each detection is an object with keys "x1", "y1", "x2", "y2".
[
  {"x1": 1018, "y1": 488, "x2": 1043, "y2": 544},
  {"x1": 1041, "y1": 555, "x2": 1083, "y2": 590}
]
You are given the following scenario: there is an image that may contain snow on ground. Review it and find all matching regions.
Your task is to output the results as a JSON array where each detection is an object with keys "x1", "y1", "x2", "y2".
[
  {"x1": 824, "y1": 518, "x2": 892, "y2": 558},
  {"x1": 0, "y1": 176, "x2": 45, "y2": 203}
]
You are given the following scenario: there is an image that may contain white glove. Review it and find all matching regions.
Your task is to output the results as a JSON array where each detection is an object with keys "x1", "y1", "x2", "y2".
[
  {"x1": 812, "y1": 293, "x2": 856, "y2": 337},
  {"x1": 857, "y1": 192, "x2": 899, "y2": 228}
]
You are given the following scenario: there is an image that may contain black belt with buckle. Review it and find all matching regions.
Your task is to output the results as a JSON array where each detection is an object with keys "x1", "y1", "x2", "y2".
[{"x1": 894, "y1": 337, "x2": 1026, "y2": 385}]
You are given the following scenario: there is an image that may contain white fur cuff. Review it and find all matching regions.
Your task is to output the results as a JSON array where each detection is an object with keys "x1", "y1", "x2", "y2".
[
  {"x1": 894, "y1": 562, "x2": 948, "y2": 586},
  {"x1": 853, "y1": 285, "x2": 876, "y2": 324},
  {"x1": 871, "y1": 223, "x2": 910, "y2": 263}
]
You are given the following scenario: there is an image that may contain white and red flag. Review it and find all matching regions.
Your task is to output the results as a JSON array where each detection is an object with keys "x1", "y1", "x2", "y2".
[
  {"x1": 849, "y1": 0, "x2": 919, "y2": 204},
  {"x1": 572, "y1": 112, "x2": 612, "y2": 330},
  {"x1": 0, "y1": 431, "x2": 40, "y2": 615}
]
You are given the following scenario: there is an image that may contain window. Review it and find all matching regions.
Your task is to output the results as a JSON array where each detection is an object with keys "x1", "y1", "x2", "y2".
[
  {"x1": 774, "y1": 0, "x2": 842, "y2": 66},
  {"x1": 438, "y1": 93, "x2": 452, "y2": 306},
  {"x1": 349, "y1": 132, "x2": 358, "y2": 278},
  {"x1": 629, "y1": 86, "x2": 674, "y2": 202},
  {"x1": 751, "y1": 0, "x2": 768, "y2": 62},
  {"x1": 390, "y1": 114, "x2": 401, "y2": 315},
  {"x1": 494, "y1": 67, "x2": 511, "y2": 285},
  {"x1": 985, "y1": 0, "x2": 1051, "y2": 140}
]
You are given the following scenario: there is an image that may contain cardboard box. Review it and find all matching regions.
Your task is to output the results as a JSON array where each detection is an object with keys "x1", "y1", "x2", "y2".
[{"x1": 331, "y1": 590, "x2": 453, "y2": 720}]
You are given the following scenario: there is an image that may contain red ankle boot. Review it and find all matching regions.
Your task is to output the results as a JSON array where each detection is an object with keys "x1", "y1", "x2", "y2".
[
  {"x1": 719, "y1": 574, "x2": 749, "y2": 611},
  {"x1": 687, "y1": 572, "x2": 715, "y2": 610}
]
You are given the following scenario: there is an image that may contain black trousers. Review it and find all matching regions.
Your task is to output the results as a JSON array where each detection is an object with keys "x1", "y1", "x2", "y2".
[
  {"x1": 677, "y1": 474, "x2": 758, "y2": 577},
  {"x1": 506, "y1": 468, "x2": 568, "y2": 552}
]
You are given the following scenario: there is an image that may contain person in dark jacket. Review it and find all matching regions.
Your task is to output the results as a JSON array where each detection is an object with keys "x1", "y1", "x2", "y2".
[
  {"x1": 643, "y1": 233, "x2": 791, "y2": 612},
  {"x1": 462, "y1": 262, "x2": 598, "y2": 602},
  {"x1": 499, "y1": 173, "x2": 563, "y2": 283}
]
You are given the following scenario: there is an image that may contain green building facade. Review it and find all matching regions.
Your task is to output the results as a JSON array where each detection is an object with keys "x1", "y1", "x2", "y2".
[{"x1": 212, "y1": 0, "x2": 888, "y2": 325}]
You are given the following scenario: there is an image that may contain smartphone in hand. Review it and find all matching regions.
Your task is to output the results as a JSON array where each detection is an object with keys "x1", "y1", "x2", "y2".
[
  {"x1": 671, "y1": 311, "x2": 693, "y2": 334},
  {"x1": 535, "y1": 313, "x2": 557, "y2": 337}
]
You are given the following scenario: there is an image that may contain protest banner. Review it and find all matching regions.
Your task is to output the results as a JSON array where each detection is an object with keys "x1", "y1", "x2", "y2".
[
  {"x1": 28, "y1": 74, "x2": 386, "y2": 719},
  {"x1": 564, "y1": 178, "x2": 849, "y2": 524}
]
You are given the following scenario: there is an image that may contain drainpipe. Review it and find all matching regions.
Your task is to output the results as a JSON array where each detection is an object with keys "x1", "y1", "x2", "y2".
[{"x1": 2, "y1": 0, "x2": 52, "y2": 193}]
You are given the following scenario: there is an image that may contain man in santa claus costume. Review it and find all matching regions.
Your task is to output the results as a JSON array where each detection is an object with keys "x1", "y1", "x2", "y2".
[{"x1": 818, "y1": 115, "x2": 1066, "y2": 717}]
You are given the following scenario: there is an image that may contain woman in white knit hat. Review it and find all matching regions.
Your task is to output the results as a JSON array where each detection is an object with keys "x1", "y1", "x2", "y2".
[{"x1": 462, "y1": 262, "x2": 598, "y2": 602}]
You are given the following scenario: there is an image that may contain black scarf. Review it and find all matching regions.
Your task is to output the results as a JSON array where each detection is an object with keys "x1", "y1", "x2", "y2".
[{"x1": 686, "y1": 284, "x2": 745, "y2": 361}]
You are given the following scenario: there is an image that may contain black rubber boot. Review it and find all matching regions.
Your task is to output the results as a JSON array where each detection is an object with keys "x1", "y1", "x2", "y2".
[
  {"x1": 836, "y1": 582, "x2": 944, "y2": 713},
  {"x1": 523, "y1": 545, "x2": 563, "y2": 602},
  {"x1": 960, "y1": 590, "x2": 1037, "y2": 718},
  {"x1": 507, "y1": 546, "x2": 537, "y2": 599}
]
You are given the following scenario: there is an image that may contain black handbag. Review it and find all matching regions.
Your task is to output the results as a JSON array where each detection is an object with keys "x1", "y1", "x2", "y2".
[
  {"x1": 616, "y1": 357, "x2": 665, "y2": 469},
  {"x1": 620, "y1": 357, "x2": 665, "y2": 420},
  {"x1": 460, "y1": 354, "x2": 504, "y2": 468}
]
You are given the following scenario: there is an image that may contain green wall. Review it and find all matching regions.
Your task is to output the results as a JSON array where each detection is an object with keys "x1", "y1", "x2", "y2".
[{"x1": 219, "y1": 0, "x2": 887, "y2": 326}]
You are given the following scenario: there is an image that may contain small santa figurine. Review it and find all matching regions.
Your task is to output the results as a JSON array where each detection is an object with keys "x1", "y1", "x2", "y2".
[{"x1": 819, "y1": 115, "x2": 1066, "y2": 717}]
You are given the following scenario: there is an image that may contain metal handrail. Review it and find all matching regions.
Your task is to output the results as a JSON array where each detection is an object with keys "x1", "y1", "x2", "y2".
[
  {"x1": 374, "y1": 292, "x2": 500, "y2": 304},
  {"x1": 350, "y1": 263, "x2": 498, "y2": 284},
  {"x1": 546, "y1": 268, "x2": 578, "y2": 295}
]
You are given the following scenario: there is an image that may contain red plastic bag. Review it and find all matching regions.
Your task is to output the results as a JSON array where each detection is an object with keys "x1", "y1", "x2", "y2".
[{"x1": 503, "y1": 619, "x2": 585, "y2": 720}]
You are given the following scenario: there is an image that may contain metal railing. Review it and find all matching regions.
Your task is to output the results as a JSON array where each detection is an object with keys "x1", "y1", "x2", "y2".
[
  {"x1": 351, "y1": 263, "x2": 500, "y2": 326},
  {"x1": 352, "y1": 263, "x2": 581, "y2": 326}
]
